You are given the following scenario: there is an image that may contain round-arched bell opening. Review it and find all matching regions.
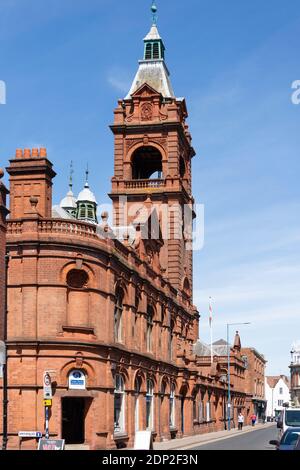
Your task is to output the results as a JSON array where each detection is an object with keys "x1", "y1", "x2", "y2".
[{"x1": 131, "y1": 146, "x2": 163, "y2": 180}]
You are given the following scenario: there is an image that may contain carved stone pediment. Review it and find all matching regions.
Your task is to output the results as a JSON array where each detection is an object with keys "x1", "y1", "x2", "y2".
[{"x1": 131, "y1": 83, "x2": 162, "y2": 99}]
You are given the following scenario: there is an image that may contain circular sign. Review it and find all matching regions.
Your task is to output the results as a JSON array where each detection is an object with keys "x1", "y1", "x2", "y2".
[
  {"x1": 72, "y1": 371, "x2": 82, "y2": 379},
  {"x1": 44, "y1": 373, "x2": 51, "y2": 386}
]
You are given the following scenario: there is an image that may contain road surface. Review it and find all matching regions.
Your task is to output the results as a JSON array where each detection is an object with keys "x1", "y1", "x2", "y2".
[{"x1": 192, "y1": 424, "x2": 277, "y2": 450}]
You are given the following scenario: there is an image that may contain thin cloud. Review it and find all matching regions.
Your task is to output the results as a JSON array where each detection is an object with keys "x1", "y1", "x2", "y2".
[{"x1": 107, "y1": 67, "x2": 132, "y2": 94}]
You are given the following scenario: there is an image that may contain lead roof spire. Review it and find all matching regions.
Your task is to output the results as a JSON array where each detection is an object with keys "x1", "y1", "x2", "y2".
[{"x1": 125, "y1": 1, "x2": 175, "y2": 99}]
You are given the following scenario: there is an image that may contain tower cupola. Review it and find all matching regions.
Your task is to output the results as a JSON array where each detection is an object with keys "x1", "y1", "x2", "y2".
[
  {"x1": 143, "y1": 3, "x2": 165, "y2": 61},
  {"x1": 76, "y1": 167, "x2": 98, "y2": 224},
  {"x1": 125, "y1": 1, "x2": 174, "y2": 99}
]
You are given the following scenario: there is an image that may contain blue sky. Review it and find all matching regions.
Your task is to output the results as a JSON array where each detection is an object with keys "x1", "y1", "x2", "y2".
[{"x1": 0, "y1": 0, "x2": 300, "y2": 375}]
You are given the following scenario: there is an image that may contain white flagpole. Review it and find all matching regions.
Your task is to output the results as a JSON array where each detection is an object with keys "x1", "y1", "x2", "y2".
[{"x1": 209, "y1": 297, "x2": 213, "y2": 365}]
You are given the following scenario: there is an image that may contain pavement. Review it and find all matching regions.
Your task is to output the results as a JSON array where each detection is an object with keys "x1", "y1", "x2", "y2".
[{"x1": 153, "y1": 422, "x2": 275, "y2": 451}]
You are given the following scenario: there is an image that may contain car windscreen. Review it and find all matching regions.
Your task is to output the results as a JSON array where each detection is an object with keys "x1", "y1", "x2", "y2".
[
  {"x1": 282, "y1": 431, "x2": 300, "y2": 445},
  {"x1": 285, "y1": 410, "x2": 300, "y2": 426}
]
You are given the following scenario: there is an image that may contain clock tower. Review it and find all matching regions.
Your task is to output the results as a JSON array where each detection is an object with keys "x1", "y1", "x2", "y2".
[{"x1": 109, "y1": 4, "x2": 196, "y2": 297}]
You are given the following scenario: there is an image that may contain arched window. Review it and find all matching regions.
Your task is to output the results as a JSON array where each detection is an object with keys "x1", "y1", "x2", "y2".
[
  {"x1": 169, "y1": 319, "x2": 175, "y2": 361},
  {"x1": 199, "y1": 396, "x2": 205, "y2": 423},
  {"x1": 180, "y1": 156, "x2": 186, "y2": 178},
  {"x1": 180, "y1": 392, "x2": 185, "y2": 433},
  {"x1": 146, "y1": 379, "x2": 154, "y2": 430},
  {"x1": 114, "y1": 374, "x2": 125, "y2": 433},
  {"x1": 183, "y1": 277, "x2": 191, "y2": 296},
  {"x1": 193, "y1": 395, "x2": 197, "y2": 422},
  {"x1": 114, "y1": 287, "x2": 124, "y2": 343},
  {"x1": 146, "y1": 306, "x2": 154, "y2": 352},
  {"x1": 170, "y1": 384, "x2": 176, "y2": 428},
  {"x1": 132, "y1": 146, "x2": 163, "y2": 180},
  {"x1": 134, "y1": 376, "x2": 141, "y2": 433},
  {"x1": 66, "y1": 269, "x2": 89, "y2": 326},
  {"x1": 206, "y1": 398, "x2": 211, "y2": 422}
]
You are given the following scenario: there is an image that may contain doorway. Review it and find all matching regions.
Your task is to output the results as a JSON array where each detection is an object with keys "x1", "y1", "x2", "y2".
[{"x1": 62, "y1": 398, "x2": 85, "y2": 444}]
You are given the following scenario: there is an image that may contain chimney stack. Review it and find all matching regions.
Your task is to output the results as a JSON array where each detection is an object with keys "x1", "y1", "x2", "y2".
[{"x1": 6, "y1": 147, "x2": 56, "y2": 219}]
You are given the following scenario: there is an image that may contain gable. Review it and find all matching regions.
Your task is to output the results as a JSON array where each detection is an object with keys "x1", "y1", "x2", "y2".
[{"x1": 131, "y1": 82, "x2": 162, "y2": 99}]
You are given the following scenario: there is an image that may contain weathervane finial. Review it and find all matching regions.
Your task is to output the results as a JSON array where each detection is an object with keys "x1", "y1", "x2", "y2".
[
  {"x1": 151, "y1": 1, "x2": 158, "y2": 25},
  {"x1": 69, "y1": 161, "x2": 74, "y2": 191},
  {"x1": 85, "y1": 164, "x2": 89, "y2": 186}
]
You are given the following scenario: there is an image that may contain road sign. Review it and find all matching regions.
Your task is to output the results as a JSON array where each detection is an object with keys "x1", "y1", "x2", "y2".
[
  {"x1": 38, "y1": 439, "x2": 65, "y2": 451},
  {"x1": 43, "y1": 399, "x2": 52, "y2": 407},
  {"x1": 43, "y1": 372, "x2": 52, "y2": 399},
  {"x1": 18, "y1": 431, "x2": 42, "y2": 438}
]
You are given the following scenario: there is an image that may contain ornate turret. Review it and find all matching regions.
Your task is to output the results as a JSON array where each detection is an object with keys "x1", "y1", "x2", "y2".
[
  {"x1": 234, "y1": 331, "x2": 241, "y2": 352},
  {"x1": 60, "y1": 161, "x2": 77, "y2": 217},
  {"x1": 76, "y1": 167, "x2": 98, "y2": 224}
]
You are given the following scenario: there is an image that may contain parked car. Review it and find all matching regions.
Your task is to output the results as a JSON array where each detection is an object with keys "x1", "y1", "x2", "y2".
[
  {"x1": 294, "y1": 436, "x2": 300, "y2": 450},
  {"x1": 269, "y1": 427, "x2": 300, "y2": 451},
  {"x1": 277, "y1": 407, "x2": 300, "y2": 437}
]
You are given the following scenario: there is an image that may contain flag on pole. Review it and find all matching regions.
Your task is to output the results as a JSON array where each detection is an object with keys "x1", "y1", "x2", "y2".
[
  {"x1": 209, "y1": 297, "x2": 213, "y2": 365},
  {"x1": 209, "y1": 297, "x2": 213, "y2": 327}
]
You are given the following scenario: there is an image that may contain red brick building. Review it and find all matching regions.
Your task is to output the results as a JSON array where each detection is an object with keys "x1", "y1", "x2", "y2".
[
  {"x1": 0, "y1": 169, "x2": 8, "y2": 341},
  {"x1": 0, "y1": 7, "x2": 258, "y2": 450},
  {"x1": 0, "y1": 168, "x2": 9, "y2": 450},
  {"x1": 241, "y1": 347, "x2": 267, "y2": 422}
]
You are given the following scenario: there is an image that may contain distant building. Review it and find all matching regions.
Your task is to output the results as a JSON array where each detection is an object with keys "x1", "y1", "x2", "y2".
[
  {"x1": 193, "y1": 334, "x2": 247, "y2": 429},
  {"x1": 265, "y1": 375, "x2": 290, "y2": 419},
  {"x1": 240, "y1": 347, "x2": 267, "y2": 422},
  {"x1": 290, "y1": 342, "x2": 300, "y2": 405},
  {"x1": 193, "y1": 334, "x2": 267, "y2": 427}
]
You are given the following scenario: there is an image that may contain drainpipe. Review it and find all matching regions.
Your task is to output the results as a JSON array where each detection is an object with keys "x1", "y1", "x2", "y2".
[{"x1": 2, "y1": 252, "x2": 9, "y2": 450}]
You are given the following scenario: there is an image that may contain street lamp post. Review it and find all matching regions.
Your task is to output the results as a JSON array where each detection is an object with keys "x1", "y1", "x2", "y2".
[{"x1": 227, "y1": 322, "x2": 251, "y2": 431}]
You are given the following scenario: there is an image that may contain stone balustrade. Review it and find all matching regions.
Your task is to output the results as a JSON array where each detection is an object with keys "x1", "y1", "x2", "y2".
[
  {"x1": 38, "y1": 219, "x2": 98, "y2": 239},
  {"x1": 7, "y1": 218, "x2": 98, "y2": 240},
  {"x1": 124, "y1": 179, "x2": 166, "y2": 189}
]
